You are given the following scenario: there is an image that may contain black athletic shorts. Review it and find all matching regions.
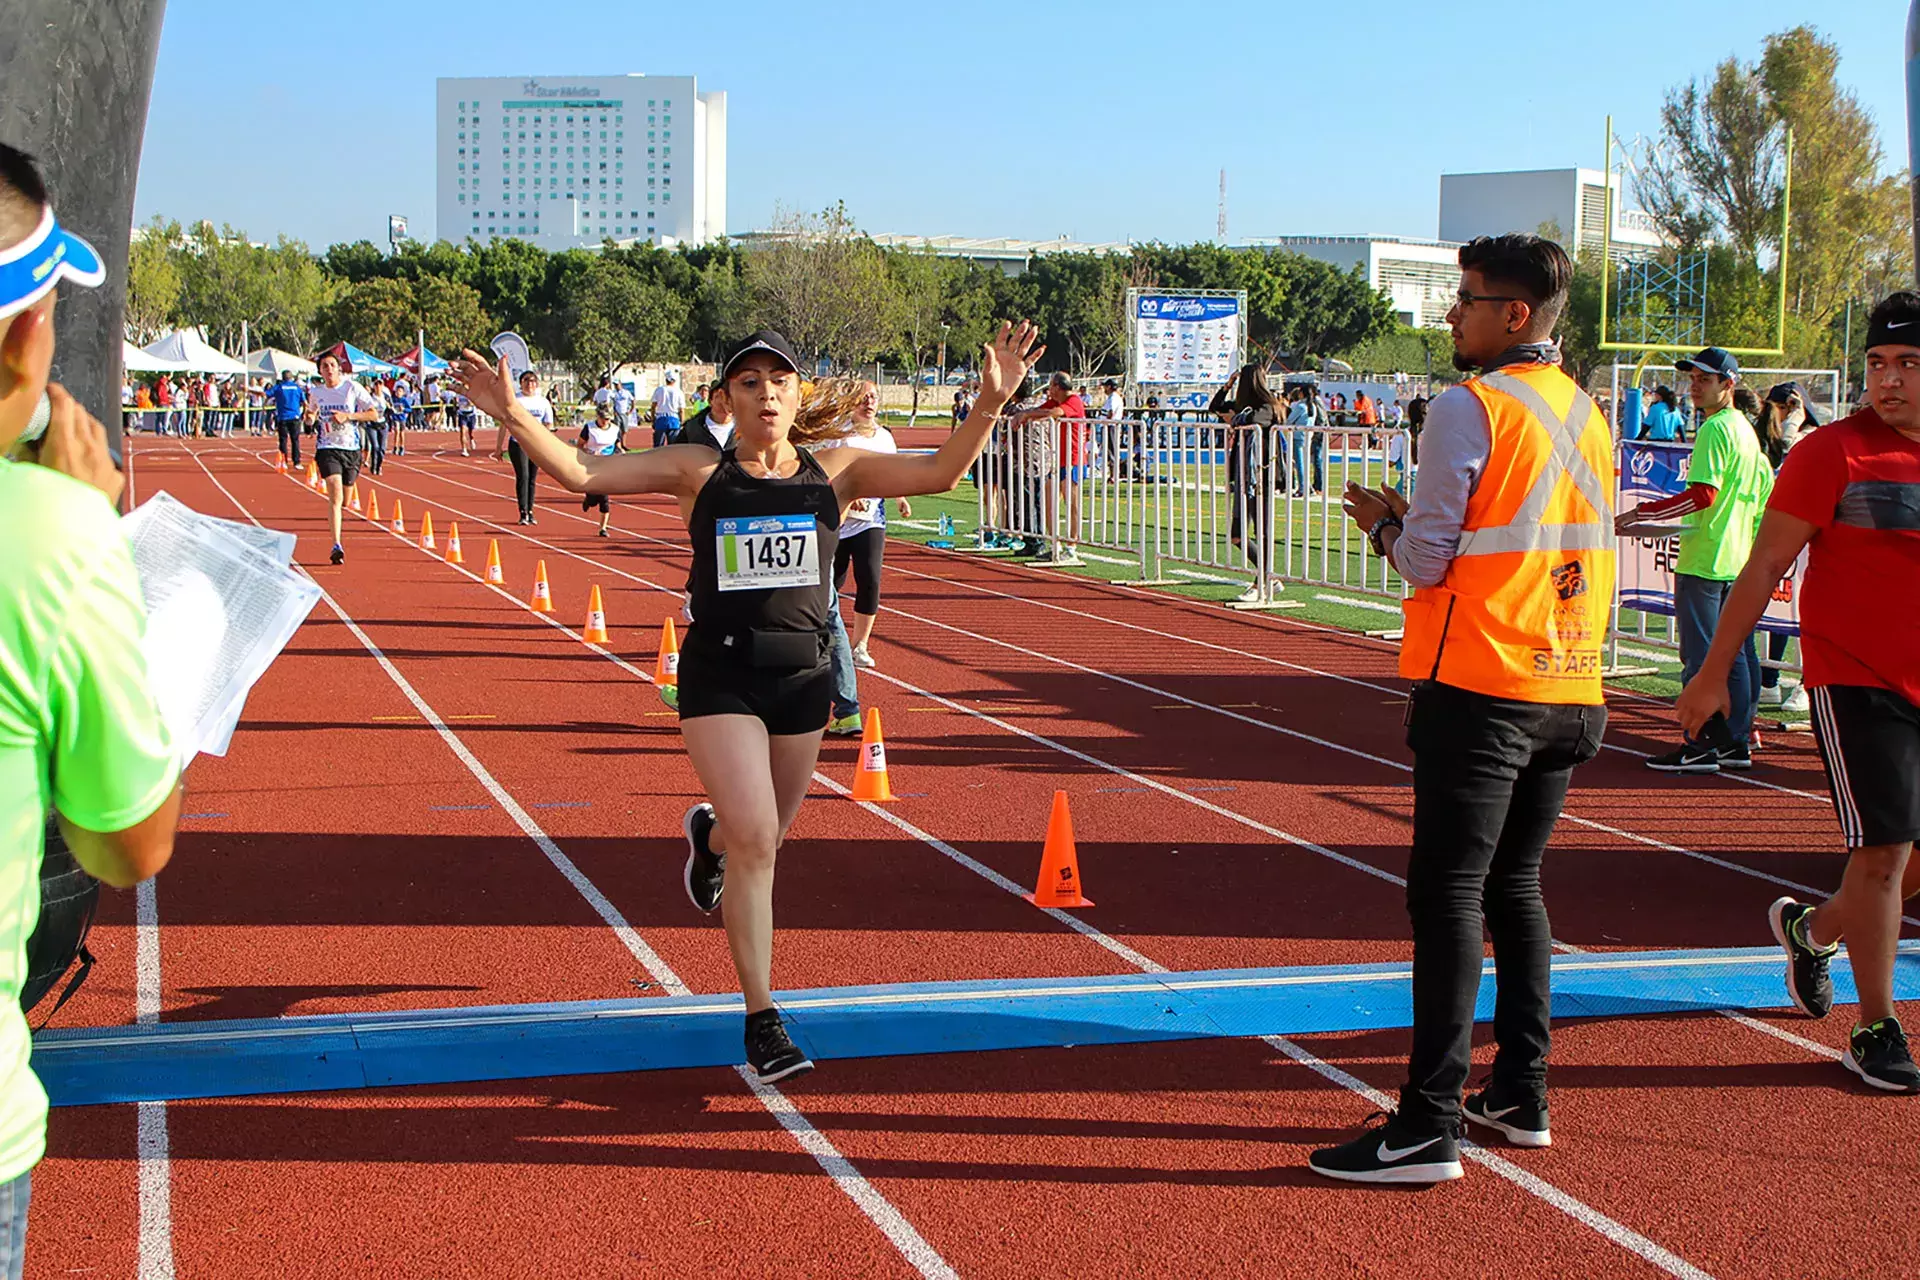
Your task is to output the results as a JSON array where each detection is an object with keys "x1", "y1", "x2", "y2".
[
  {"x1": 1808, "y1": 684, "x2": 1920, "y2": 849},
  {"x1": 315, "y1": 447, "x2": 361, "y2": 486},
  {"x1": 676, "y1": 633, "x2": 833, "y2": 736}
]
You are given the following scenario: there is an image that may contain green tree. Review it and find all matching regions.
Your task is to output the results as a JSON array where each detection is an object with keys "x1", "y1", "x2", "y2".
[
  {"x1": 322, "y1": 240, "x2": 392, "y2": 283},
  {"x1": 745, "y1": 203, "x2": 900, "y2": 370},
  {"x1": 887, "y1": 248, "x2": 960, "y2": 420},
  {"x1": 412, "y1": 275, "x2": 494, "y2": 357},
  {"x1": 317, "y1": 276, "x2": 419, "y2": 354},
  {"x1": 175, "y1": 222, "x2": 280, "y2": 353},
  {"x1": 559, "y1": 258, "x2": 690, "y2": 385},
  {"x1": 126, "y1": 217, "x2": 182, "y2": 344}
]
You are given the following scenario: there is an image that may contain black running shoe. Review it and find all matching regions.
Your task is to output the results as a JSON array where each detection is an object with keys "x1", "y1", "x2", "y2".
[
  {"x1": 744, "y1": 1008, "x2": 814, "y2": 1084},
  {"x1": 682, "y1": 803, "x2": 724, "y2": 913},
  {"x1": 1308, "y1": 1111, "x2": 1463, "y2": 1184},
  {"x1": 1463, "y1": 1082, "x2": 1551, "y2": 1148},
  {"x1": 1768, "y1": 897, "x2": 1836, "y2": 1018},
  {"x1": 1645, "y1": 742, "x2": 1720, "y2": 773},
  {"x1": 1716, "y1": 742, "x2": 1754, "y2": 770},
  {"x1": 1846, "y1": 1018, "x2": 1920, "y2": 1093},
  {"x1": 329, "y1": 544, "x2": 344, "y2": 565}
]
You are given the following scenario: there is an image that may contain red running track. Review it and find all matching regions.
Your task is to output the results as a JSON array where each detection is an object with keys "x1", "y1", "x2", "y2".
[{"x1": 26, "y1": 438, "x2": 1917, "y2": 1280}]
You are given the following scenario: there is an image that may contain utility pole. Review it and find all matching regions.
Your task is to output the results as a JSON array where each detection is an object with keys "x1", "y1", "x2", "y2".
[
  {"x1": 1909, "y1": 1, "x2": 1920, "y2": 282},
  {"x1": 1217, "y1": 169, "x2": 1228, "y2": 243}
]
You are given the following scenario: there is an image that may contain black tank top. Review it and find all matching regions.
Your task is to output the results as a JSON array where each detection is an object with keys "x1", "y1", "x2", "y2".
[{"x1": 686, "y1": 445, "x2": 841, "y2": 641}]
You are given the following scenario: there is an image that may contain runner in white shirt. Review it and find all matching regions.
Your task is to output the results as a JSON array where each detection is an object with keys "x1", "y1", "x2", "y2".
[
  {"x1": 494, "y1": 369, "x2": 555, "y2": 524},
  {"x1": 651, "y1": 371, "x2": 686, "y2": 448},
  {"x1": 575, "y1": 398, "x2": 626, "y2": 535},
  {"x1": 303, "y1": 353, "x2": 381, "y2": 564},
  {"x1": 811, "y1": 380, "x2": 910, "y2": 668}
]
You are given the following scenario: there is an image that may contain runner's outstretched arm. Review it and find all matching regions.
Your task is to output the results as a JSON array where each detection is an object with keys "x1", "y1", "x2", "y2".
[
  {"x1": 829, "y1": 321, "x2": 1044, "y2": 501},
  {"x1": 451, "y1": 351, "x2": 707, "y2": 498}
]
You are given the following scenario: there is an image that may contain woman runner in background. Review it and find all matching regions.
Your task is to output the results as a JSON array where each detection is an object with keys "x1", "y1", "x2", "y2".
[
  {"x1": 813, "y1": 380, "x2": 909, "y2": 668},
  {"x1": 450, "y1": 322, "x2": 1041, "y2": 1084},
  {"x1": 494, "y1": 369, "x2": 553, "y2": 524},
  {"x1": 576, "y1": 398, "x2": 626, "y2": 536}
]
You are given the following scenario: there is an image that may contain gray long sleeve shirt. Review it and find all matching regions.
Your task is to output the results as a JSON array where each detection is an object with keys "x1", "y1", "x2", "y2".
[{"x1": 1387, "y1": 343, "x2": 1560, "y2": 588}]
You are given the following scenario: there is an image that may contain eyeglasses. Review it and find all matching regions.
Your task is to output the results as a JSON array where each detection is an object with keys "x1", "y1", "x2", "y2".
[{"x1": 1454, "y1": 289, "x2": 1523, "y2": 308}]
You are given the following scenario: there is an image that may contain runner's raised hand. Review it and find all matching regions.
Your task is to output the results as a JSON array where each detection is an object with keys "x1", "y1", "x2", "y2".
[
  {"x1": 977, "y1": 321, "x2": 1044, "y2": 406},
  {"x1": 449, "y1": 350, "x2": 515, "y2": 421}
]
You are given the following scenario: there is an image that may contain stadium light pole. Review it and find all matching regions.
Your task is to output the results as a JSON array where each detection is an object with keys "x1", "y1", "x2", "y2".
[
  {"x1": 0, "y1": 0, "x2": 169, "y2": 450},
  {"x1": 1909, "y1": 0, "x2": 1920, "y2": 283}
]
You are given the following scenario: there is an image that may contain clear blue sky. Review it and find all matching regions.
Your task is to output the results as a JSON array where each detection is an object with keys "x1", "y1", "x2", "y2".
[{"x1": 134, "y1": 1, "x2": 1904, "y2": 251}]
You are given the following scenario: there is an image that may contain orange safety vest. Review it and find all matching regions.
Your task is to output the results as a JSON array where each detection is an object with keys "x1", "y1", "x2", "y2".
[{"x1": 1399, "y1": 362, "x2": 1616, "y2": 705}]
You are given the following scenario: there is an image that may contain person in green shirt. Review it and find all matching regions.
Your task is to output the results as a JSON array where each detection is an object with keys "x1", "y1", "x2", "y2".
[
  {"x1": 1616, "y1": 346, "x2": 1773, "y2": 773},
  {"x1": 0, "y1": 143, "x2": 182, "y2": 1276}
]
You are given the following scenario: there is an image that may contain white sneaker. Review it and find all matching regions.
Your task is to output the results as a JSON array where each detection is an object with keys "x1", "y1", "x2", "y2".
[
  {"x1": 1758, "y1": 684, "x2": 1784, "y2": 706},
  {"x1": 851, "y1": 643, "x2": 876, "y2": 669},
  {"x1": 1782, "y1": 683, "x2": 1810, "y2": 713},
  {"x1": 1233, "y1": 585, "x2": 1263, "y2": 604},
  {"x1": 1053, "y1": 546, "x2": 1084, "y2": 566}
]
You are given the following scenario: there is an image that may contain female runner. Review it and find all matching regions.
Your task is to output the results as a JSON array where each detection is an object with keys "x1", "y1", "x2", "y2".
[{"x1": 450, "y1": 322, "x2": 1041, "y2": 1082}]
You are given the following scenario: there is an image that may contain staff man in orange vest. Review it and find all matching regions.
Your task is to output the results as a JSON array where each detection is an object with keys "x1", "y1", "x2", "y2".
[{"x1": 1312, "y1": 234, "x2": 1616, "y2": 1184}]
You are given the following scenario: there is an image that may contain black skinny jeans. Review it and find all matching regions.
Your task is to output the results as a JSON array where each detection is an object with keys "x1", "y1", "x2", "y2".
[
  {"x1": 508, "y1": 439, "x2": 538, "y2": 516},
  {"x1": 1399, "y1": 680, "x2": 1606, "y2": 1133}
]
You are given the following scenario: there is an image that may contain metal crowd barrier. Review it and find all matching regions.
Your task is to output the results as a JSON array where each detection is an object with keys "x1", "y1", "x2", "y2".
[{"x1": 961, "y1": 417, "x2": 1416, "y2": 613}]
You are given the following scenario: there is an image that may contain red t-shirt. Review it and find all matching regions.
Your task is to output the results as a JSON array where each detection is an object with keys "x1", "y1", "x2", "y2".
[
  {"x1": 1766, "y1": 407, "x2": 1920, "y2": 705},
  {"x1": 1051, "y1": 394, "x2": 1088, "y2": 465}
]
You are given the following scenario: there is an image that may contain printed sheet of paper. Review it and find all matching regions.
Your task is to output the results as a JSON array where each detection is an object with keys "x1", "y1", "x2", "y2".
[{"x1": 121, "y1": 492, "x2": 319, "y2": 760}]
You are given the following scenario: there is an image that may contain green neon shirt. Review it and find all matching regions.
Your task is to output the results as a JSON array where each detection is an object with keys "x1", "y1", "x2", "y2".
[
  {"x1": 1677, "y1": 407, "x2": 1774, "y2": 581},
  {"x1": 0, "y1": 461, "x2": 177, "y2": 1182}
]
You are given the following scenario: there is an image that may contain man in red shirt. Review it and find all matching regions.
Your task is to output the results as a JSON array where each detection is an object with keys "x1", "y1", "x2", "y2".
[
  {"x1": 1678, "y1": 291, "x2": 1920, "y2": 1093},
  {"x1": 1011, "y1": 371, "x2": 1087, "y2": 564}
]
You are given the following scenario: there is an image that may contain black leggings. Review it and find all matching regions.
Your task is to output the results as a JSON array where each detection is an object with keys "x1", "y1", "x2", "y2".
[
  {"x1": 276, "y1": 419, "x2": 302, "y2": 466},
  {"x1": 833, "y1": 527, "x2": 886, "y2": 615},
  {"x1": 508, "y1": 439, "x2": 538, "y2": 516}
]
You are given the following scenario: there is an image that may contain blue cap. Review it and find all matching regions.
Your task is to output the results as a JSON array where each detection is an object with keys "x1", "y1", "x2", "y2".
[
  {"x1": 0, "y1": 207, "x2": 104, "y2": 321},
  {"x1": 1674, "y1": 347, "x2": 1738, "y2": 379}
]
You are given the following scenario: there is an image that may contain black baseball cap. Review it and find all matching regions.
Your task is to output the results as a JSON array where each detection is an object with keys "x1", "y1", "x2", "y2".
[
  {"x1": 1764, "y1": 381, "x2": 1805, "y2": 405},
  {"x1": 720, "y1": 329, "x2": 802, "y2": 381},
  {"x1": 1864, "y1": 291, "x2": 1920, "y2": 352},
  {"x1": 1675, "y1": 347, "x2": 1739, "y2": 378}
]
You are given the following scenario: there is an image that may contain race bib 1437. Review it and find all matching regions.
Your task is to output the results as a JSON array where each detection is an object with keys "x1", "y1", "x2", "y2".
[{"x1": 716, "y1": 514, "x2": 819, "y2": 592}]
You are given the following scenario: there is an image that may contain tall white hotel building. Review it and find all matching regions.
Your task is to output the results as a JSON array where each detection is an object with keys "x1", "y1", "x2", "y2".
[{"x1": 435, "y1": 74, "x2": 726, "y2": 249}]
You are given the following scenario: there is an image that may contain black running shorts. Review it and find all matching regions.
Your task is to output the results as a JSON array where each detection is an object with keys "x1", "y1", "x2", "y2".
[
  {"x1": 315, "y1": 447, "x2": 361, "y2": 486},
  {"x1": 676, "y1": 640, "x2": 832, "y2": 736},
  {"x1": 1808, "y1": 684, "x2": 1920, "y2": 850}
]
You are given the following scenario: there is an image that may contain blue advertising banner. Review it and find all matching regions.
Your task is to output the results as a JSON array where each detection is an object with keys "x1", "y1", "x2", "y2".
[{"x1": 1617, "y1": 441, "x2": 1802, "y2": 635}]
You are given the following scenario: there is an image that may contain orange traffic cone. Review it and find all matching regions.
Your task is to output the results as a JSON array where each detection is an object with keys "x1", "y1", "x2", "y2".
[
  {"x1": 367, "y1": 490, "x2": 381, "y2": 522},
  {"x1": 654, "y1": 617, "x2": 680, "y2": 686},
  {"x1": 419, "y1": 511, "x2": 437, "y2": 551},
  {"x1": 445, "y1": 522, "x2": 465, "y2": 564},
  {"x1": 530, "y1": 560, "x2": 554, "y2": 612},
  {"x1": 1023, "y1": 791, "x2": 1093, "y2": 908},
  {"x1": 484, "y1": 539, "x2": 504, "y2": 584},
  {"x1": 349, "y1": 485, "x2": 363, "y2": 513},
  {"x1": 850, "y1": 708, "x2": 895, "y2": 803},
  {"x1": 274, "y1": 453, "x2": 288, "y2": 474},
  {"x1": 582, "y1": 585, "x2": 609, "y2": 644},
  {"x1": 391, "y1": 499, "x2": 406, "y2": 535},
  {"x1": 307, "y1": 462, "x2": 323, "y2": 492}
]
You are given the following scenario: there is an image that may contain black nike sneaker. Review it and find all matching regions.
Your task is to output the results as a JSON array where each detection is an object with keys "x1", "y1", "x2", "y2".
[
  {"x1": 1846, "y1": 1018, "x2": 1920, "y2": 1093},
  {"x1": 744, "y1": 1008, "x2": 814, "y2": 1085},
  {"x1": 1308, "y1": 1111, "x2": 1463, "y2": 1184},
  {"x1": 1463, "y1": 1082, "x2": 1551, "y2": 1148},
  {"x1": 682, "y1": 803, "x2": 724, "y2": 913},
  {"x1": 1768, "y1": 897, "x2": 1836, "y2": 1018},
  {"x1": 329, "y1": 544, "x2": 345, "y2": 565}
]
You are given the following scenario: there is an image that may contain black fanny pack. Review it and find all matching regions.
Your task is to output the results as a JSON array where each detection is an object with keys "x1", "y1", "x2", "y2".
[{"x1": 749, "y1": 628, "x2": 826, "y2": 669}]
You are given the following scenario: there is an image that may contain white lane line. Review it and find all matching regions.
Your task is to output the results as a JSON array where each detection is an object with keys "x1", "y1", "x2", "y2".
[
  {"x1": 354, "y1": 456, "x2": 1714, "y2": 1277},
  {"x1": 886, "y1": 558, "x2": 1830, "y2": 805},
  {"x1": 134, "y1": 879, "x2": 173, "y2": 1280},
  {"x1": 387, "y1": 450, "x2": 1879, "y2": 916},
  {"x1": 189, "y1": 451, "x2": 957, "y2": 1280}
]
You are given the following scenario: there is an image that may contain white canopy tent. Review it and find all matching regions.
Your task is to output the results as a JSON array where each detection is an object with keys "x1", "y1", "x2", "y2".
[
  {"x1": 247, "y1": 347, "x2": 317, "y2": 379},
  {"x1": 142, "y1": 328, "x2": 248, "y2": 375},
  {"x1": 123, "y1": 341, "x2": 188, "y2": 373}
]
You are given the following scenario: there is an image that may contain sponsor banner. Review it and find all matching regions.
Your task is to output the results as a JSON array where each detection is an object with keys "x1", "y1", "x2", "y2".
[
  {"x1": 1617, "y1": 441, "x2": 1803, "y2": 635},
  {"x1": 1133, "y1": 293, "x2": 1242, "y2": 386}
]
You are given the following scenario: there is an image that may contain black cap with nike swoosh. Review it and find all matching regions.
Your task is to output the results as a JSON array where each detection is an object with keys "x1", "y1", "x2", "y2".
[{"x1": 1864, "y1": 291, "x2": 1920, "y2": 353}]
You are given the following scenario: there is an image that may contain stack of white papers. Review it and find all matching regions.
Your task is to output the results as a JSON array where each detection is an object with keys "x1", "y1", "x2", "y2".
[{"x1": 121, "y1": 491, "x2": 321, "y2": 762}]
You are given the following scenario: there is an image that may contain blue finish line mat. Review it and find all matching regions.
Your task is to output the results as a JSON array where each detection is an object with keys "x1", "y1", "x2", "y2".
[{"x1": 33, "y1": 943, "x2": 1920, "y2": 1106}]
